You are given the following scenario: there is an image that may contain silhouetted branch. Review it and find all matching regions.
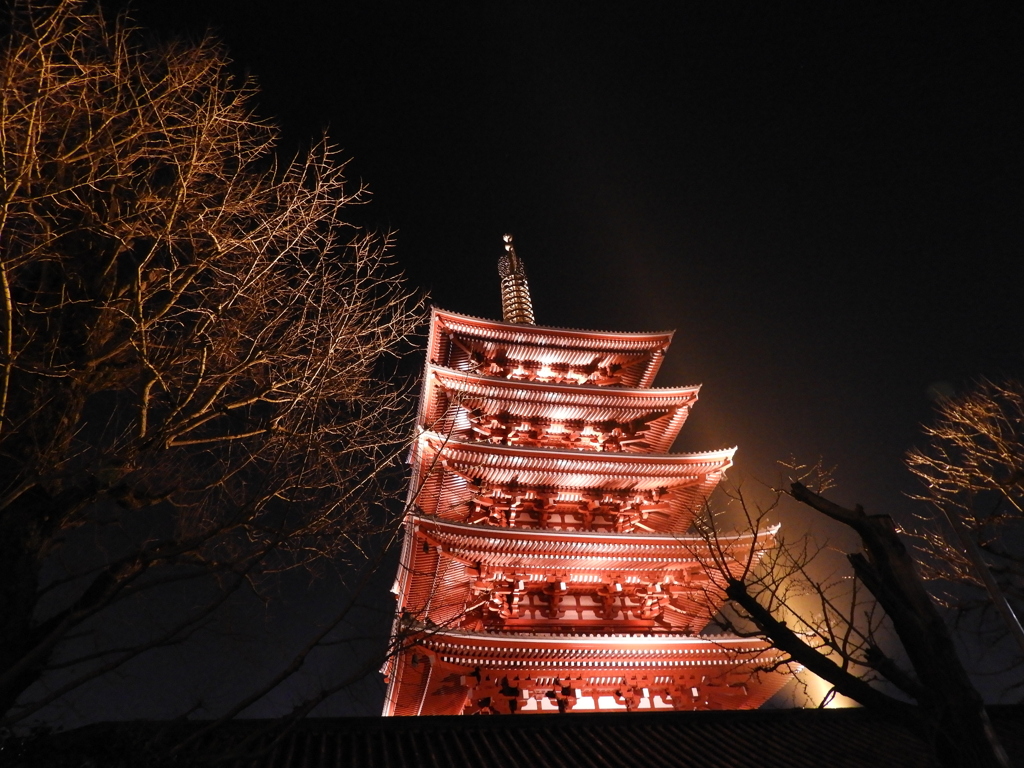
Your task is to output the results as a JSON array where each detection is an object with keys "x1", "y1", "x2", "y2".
[{"x1": 0, "y1": 0, "x2": 425, "y2": 724}]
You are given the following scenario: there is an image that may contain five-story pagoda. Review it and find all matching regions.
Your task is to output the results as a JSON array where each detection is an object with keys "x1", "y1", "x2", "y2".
[{"x1": 383, "y1": 236, "x2": 788, "y2": 715}]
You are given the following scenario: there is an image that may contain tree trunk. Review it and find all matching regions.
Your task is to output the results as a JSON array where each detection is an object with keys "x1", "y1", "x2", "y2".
[{"x1": 791, "y1": 482, "x2": 1009, "y2": 768}]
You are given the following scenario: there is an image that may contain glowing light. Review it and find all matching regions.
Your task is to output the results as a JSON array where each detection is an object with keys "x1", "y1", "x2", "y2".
[
  {"x1": 795, "y1": 669, "x2": 858, "y2": 709},
  {"x1": 596, "y1": 695, "x2": 628, "y2": 710},
  {"x1": 573, "y1": 695, "x2": 597, "y2": 710}
]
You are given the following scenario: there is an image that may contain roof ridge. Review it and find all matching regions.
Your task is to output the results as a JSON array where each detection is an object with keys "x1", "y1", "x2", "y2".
[
  {"x1": 423, "y1": 431, "x2": 737, "y2": 460},
  {"x1": 427, "y1": 363, "x2": 703, "y2": 393},
  {"x1": 433, "y1": 306, "x2": 677, "y2": 337}
]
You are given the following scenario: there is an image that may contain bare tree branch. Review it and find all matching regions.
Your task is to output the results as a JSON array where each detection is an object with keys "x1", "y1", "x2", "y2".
[
  {"x1": 0, "y1": 0, "x2": 425, "y2": 723},
  {"x1": 694, "y1": 470, "x2": 1010, "y2": 768},
  {"x1": 907, "y1": 379, "x2": 1024, "y2": 657}
]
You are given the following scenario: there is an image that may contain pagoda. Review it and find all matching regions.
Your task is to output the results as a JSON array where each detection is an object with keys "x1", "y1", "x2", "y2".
[{"x1": 383, "y1": 236, "x2": 788, "y2": 715}]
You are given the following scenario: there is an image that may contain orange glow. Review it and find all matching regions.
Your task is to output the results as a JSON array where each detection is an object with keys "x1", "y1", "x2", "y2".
[{"x1": 792, "y1": 669, "x2": 858, "y2": 709}]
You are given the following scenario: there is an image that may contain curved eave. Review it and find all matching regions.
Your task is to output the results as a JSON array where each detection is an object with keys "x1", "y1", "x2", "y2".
[
  {"x1": 420, "y1": 433, "x2": 735, "y2": 489},
  {"x1": 422, "y1": 366, "x2": 699, "y2": 453},
  {"x1": 426, "y1": 364, "x2": 700, "y2": 409},
  {"x1": 396, "y1": 517, "x2": 777, "y2": 615},
  {"x1": 431, "y1": 308, "x2": 675, "y2": 350},
  {"x1": 418, "y1": 626, "x2": 779, "y2": 660},
  {"x1": 386, "y1": 627, "x2": 792, "y2": 716},
  {"x1": 428, "y1": 308, "x2": 673, "y2": 388},
  {"x1": 414, "y1": 514, "x2": 774, "y2": 565}
]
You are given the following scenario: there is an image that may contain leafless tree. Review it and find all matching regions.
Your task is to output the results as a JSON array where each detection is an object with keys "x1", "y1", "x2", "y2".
[
  {"x1": 0, "y1": 0, "x2": 424, "y2": 725},
  {"x1": 695, "y1": 465, "x2": 1010, "y2": 768},
  {"x1": 907, "y1": 379, "x2": 1024, "y2": 659}
]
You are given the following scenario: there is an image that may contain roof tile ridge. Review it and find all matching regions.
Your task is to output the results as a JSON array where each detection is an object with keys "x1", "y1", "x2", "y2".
[
  {"x1": 427, "y1": 364, "x2": 703, "y2": 393},
  {"x1": 481, "y1": 630, "x2": 753, "y2": 642},
  {"x1": 414, "y1": 515, "x2": 717, "y2": 539},
  {"x1": 615, "y1": 384, "x2": 703, "y2": 393},
  {"x1": 433, "y1": 306, "x2": 676, "y2": 337},
  {"x1": 417, "y1": 434, "x2": 737, "y2": 462}
]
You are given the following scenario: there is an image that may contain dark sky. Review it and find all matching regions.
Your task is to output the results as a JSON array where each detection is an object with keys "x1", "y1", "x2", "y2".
[
  {"x1": 77, "y1": 1, "x2": 1024, "y2": 717},
  {"x1": 117, "y1": 2, "x2": 1024, "y2": 507}
]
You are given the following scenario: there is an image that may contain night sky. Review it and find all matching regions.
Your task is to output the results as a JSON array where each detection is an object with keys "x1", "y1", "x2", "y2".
[{"x1": 67, "y1": 1, "x2": 1024, "y2": 719}]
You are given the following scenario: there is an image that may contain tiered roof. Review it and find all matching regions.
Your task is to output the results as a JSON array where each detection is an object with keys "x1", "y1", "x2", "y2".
[
  {"x1": 421, "y1": 364, "x2": 700, "y2": 453},
  {"x1": 389, "y1": 629, "x2": 790, "y2": 716},
  {"x1": 397, "y1": 516, "x2": 776, "y2": 633},
  {"x1": 409, "y1": 435, "x2": 734, "y2": 534},
  {"x1": 385, "y1": 297, "x2": 785, "y2": 716},
  {"x1": 426, "y1": 309, "x2": 672, "y2": 388}
]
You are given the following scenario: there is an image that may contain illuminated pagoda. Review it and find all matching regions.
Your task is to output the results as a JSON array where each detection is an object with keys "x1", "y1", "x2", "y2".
[{"x1": 383, "y1": 235, "x2": 788, "y2": 715}]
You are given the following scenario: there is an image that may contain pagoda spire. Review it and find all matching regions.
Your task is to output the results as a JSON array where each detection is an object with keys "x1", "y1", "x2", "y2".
[{"x1": 497, "y1": 233, "x2": 535, "y2": 325}]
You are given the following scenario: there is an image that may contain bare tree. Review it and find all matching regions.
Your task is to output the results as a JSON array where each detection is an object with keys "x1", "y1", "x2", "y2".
[
  {"x1": 695, "y1": 467, "x2": 1010, "y2": 768},
  {"x1": 0, "y1": 0, "x2": 423, "y2": 724},
  {"x1": 907, "y1": 379, "x2": 1024, "y2": 658}
]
